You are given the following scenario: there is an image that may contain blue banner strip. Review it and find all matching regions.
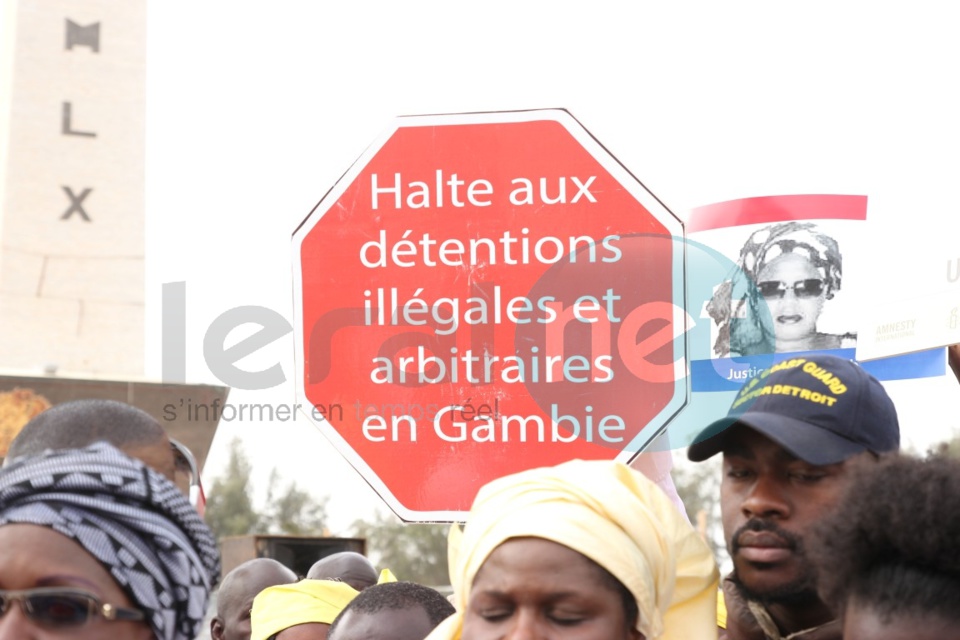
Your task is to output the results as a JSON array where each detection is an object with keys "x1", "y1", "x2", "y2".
[{"x1": 691, "y1": 348, "x2": 945, "y2": 392}]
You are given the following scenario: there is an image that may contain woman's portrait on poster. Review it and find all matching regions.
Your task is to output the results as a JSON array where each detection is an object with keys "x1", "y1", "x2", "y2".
[{"x1": 707, "y1": 221, "x2": 857, "y2": 357}]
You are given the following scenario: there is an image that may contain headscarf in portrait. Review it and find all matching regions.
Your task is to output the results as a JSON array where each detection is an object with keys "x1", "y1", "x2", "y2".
[
  {"x1": 0, "y1": 441, "x2": 221, "y2": 640},
  {"x1": 707, "y1": 221, "x2": 842, "y2": 356},
  {"x1": 429, "y1": 459, "x2": 719, "y2": 640}
]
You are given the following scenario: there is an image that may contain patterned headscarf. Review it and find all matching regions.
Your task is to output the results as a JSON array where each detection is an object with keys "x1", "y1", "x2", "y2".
[
  {"x1": 736, "y1": 221, "x2": 842, "y2": 293},
  {"x1": 0, "y1": 442, "x2": 221, "y2": 640},
  {"x1": 707, "y1": 221, "x2": 843, "y2": 356},
  {"x1": 428, "y1": 459, "x2": 719, "y2": 640}
]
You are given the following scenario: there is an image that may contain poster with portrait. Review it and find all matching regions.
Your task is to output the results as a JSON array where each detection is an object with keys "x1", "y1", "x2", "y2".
[
  {"x1": 687, "y1": 194, "x2": 944, "y2": 392},
  {"x1": 658, "y1": 195, "x2": 945, "y2": 450}
]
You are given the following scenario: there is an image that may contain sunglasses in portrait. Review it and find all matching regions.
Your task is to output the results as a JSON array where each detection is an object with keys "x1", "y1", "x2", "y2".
[
  {"x1": 0, "y1": 587, "x2": 144, "y2": 628},
  {"x1": 756, "y1": 278, "x2": 825, "y2": 299},
  {"x1": 170, "y1": 438, "x2": 205, "y2": 516}
]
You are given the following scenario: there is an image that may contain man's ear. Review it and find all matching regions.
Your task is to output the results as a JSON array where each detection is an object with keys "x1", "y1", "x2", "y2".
[{"x1": 211, "y1": 617, "x2": 225, "y2": 640}]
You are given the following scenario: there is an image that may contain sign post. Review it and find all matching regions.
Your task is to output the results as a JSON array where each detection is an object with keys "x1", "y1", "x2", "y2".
[{"x1": 293, "y1": 109, "x2": 686, "y2": 520}]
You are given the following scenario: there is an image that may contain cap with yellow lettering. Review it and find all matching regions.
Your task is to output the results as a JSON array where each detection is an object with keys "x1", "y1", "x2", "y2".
[{"x1": 687, "y1": 354, "x2": 899, "y2": 465}]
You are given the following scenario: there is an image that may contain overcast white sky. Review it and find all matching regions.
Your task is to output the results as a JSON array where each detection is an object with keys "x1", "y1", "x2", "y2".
[
  {"x1": 6, "y1": 2, "x2": 960, "y2": 530},
  {"x1": 147, "y1": 2, "x2": 960, "y2": 529}
]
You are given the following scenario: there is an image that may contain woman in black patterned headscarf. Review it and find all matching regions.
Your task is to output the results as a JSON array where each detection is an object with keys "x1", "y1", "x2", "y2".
[
  {"x1": 0, "y1": 441, "x2": 220, "y2": 640},
  {"x1": 707, "y1": 221, "x2": 856, "y2": 356}
]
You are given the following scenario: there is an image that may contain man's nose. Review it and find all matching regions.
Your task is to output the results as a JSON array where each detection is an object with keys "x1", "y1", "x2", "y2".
[{"x1": 741, "y1": 473, "x2": 790, "y2": 519}]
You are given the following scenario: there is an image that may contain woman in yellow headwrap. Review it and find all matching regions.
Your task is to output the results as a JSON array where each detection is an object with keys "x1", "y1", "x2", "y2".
[{"x1": 429, "y1": 459, "x2": 719, "y2": 640}]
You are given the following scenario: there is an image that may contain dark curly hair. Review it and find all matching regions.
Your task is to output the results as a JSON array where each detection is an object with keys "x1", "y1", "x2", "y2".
[{"x1": 811, "y1": 455, "x2": 960, "y2": 623}]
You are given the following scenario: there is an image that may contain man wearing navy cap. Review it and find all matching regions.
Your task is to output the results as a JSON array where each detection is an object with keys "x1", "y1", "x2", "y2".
[{"x1": 688, "y1": 354, "x2": 899, "y2": 640}]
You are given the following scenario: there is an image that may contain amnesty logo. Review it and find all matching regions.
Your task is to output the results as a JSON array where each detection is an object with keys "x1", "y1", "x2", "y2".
[{"x1": 875, "y1": 319, "x2": 917, "y2": 342}]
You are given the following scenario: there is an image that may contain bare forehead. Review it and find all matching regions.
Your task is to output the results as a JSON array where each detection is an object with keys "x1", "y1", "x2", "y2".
[
  {"x1": 222, "y1": 560, "x2": 295, "y2": 602},
  {"x1": 310, "y1": 553, "x2": 376, "y2": 582},
  {"x1": 476, "y1": 537, "x2": 614, "y2": 588}
]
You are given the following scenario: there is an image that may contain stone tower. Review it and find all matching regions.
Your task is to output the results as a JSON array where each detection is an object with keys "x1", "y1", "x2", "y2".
[{"x1": 0, "y1": 0, "x2": 146, "y2": 376}]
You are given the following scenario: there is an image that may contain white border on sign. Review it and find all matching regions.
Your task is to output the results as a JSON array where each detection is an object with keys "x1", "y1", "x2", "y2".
[{"x1": 292, "y1": 108, "x2": 687, "y2": 522}]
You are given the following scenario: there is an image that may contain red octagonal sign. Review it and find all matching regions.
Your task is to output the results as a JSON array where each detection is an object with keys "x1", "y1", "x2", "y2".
[{"x1": 293, "y1": 110, "x2": 687, "y2": 521}]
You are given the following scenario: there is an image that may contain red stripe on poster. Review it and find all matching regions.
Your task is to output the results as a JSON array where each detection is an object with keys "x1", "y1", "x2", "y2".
[{"x1": 687, "y1": 194, "x2": 867, "y2": 232}]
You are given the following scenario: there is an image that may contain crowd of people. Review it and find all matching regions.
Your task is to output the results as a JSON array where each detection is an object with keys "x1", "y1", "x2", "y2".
[{"x1": 0, "y1": 349, "x2": 958, "y2": 639}]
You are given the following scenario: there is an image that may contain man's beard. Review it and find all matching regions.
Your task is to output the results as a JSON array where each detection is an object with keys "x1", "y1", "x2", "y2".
[{"x1": 730, "y1": 519, "x2": 819, "y2": 605}]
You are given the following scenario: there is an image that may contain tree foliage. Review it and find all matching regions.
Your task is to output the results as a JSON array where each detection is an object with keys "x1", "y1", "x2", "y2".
[
  {"x1": 204, "y1": 438, "x2": 328, "y2": 540},
  {"x1": 672, "y1": 455, "x2": 727, "y2": 564},
  {"x1": 929, "y1": 429, "x2": 960, "y2": 458},
  {"x1": 352, "y1": 510, "x2": 450, "y2": 586},
  {"x1": 204, "y1": 438, "x2": 260, "y2": 540},
  {"x1": 261, "y1": 469, "x2": 329, "y2": 536}
]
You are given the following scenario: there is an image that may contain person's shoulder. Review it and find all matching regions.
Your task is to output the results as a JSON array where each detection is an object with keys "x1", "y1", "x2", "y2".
[
  {"x1": 720, "y1": 577, "x2": 766, "y2": 640},
  {"x1": 809, "y1": 332, "x2": 856, "y2": 350},
  {"x1": 838, "y1": 332, "x2": 857, "y2": 348}
]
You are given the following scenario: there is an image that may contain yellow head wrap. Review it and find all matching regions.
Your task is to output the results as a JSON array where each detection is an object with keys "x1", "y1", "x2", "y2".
[
  {"x1": 429, "y1": 459, "x2": 719, "y2": 640},
  {"x1": 377, "y1": 568, "x2": 398, "y2": 584},
  {"x1": 251, "y1": 579, "x2": 359, "y2": 640}
]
